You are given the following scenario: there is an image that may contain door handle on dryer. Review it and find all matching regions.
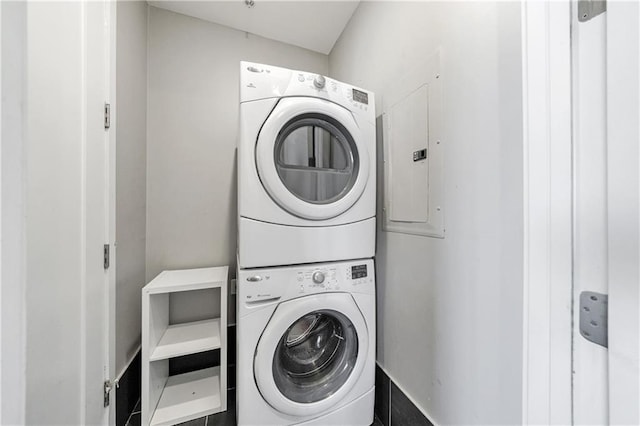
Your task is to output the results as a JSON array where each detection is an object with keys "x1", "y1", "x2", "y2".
[{"x1": 245, "y1": 296, "x2": 280, "y2": 307}]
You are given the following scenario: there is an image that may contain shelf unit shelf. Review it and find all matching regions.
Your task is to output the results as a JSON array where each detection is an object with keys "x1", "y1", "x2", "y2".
[
  {"x1": 150, "y1": 367, "x2": 222, "y2": 426},
  {"x1": 150, "y1": 318, "x2": 221, "y2": 362},
  {"x1": 142, "y1": 266, "x2": 228, "y2": 426}
]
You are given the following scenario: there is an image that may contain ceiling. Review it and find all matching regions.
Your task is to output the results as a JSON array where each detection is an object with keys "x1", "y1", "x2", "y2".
[{"x1": 148, "y1": 1, "x2": 360, "y2": 55}]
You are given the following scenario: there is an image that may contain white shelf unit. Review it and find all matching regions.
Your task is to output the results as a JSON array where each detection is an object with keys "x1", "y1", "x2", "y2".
[{"x1": 142, "y1": 266, "x2": 228, "y2": 426}]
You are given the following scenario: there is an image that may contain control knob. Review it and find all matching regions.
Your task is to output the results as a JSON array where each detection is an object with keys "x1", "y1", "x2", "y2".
[
  {"x1": 312, "y1": 271, "x2": 325, "y2": 284},
  {"x1": 313, "y1": 75, "x2": 326, "y2": 89}
]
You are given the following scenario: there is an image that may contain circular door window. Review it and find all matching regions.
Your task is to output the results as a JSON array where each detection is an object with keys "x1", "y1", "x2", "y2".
[
  {"x1": 255, "y1": 97, "x2": 370, "y2": 221},
  {"x1": 253, "y1": 292, "x2": 368, "y2": 417},
  {"x1": 272, "y1": 310, "x2": 358, "y2": 404},
  {"x1": 274, "y1": 114, "x2": 359, "y2": 205}
]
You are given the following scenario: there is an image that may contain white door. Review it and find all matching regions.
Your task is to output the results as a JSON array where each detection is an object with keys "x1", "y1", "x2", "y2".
[
  {"x1": 572, "y1": 1, "x2": 640, "y2": 423},
  {"x1": 256, "y1": 97, "x2": 370, "y2": 220},
  {"x1": 22, "y1": 0, "x2": 115, "y2": 424}
]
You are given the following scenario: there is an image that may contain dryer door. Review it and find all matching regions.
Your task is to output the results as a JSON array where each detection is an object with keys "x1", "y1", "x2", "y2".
[
  {"x1": 256, "y1": 97, "x2": 370, "y2": 220},
  {"x1": 254, "y1": 292, "x2": 368, "y2": 417}
]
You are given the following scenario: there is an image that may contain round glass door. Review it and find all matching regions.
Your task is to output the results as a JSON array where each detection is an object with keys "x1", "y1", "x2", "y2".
[
  {"x1": 272, "y1": 310, "x2": 358, "y2": 404},
  {"x1": 253, "y1": 292, "x2": 368, "y2": 416},
  {"x1": 255, "y1": 97, "x2": 370, "y2": 221},
  {"x1": 275, "y1": 114, "x2": 359, "y2": 205}
]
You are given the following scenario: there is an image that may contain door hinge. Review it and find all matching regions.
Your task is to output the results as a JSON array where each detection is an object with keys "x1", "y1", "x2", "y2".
[
  {"x1": 579, "y1": 291, "x2": 608, "y2": 347},
  {"x1": 103, "y1": 380, "x2": 110, "y2": 407},
  {"x1": 104, "y1": 103, "x2": 111, "y2": 129},
  {"x1": 578, "y1": 0, "x2": 606, "y2": 22},
  {"x1": 103, "y1": 244, "x2": 110, "y2": 270},
  {"x1": 103, "y1": 379, "x2": 118, "y2": 407}
]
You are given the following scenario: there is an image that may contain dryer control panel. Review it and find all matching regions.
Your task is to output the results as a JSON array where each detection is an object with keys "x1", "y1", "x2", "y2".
[
  {"x1": 240, "y1": 61, "x2": 374, "y2": 122},
  {"x1": 237, "y1": 259, "x2": 375, "y2": 313}
]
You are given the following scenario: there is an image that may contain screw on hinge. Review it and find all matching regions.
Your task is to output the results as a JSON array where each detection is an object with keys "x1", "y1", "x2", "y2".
[{"x1": 578, "y1": 0, "x2": 606, "y2": 22}]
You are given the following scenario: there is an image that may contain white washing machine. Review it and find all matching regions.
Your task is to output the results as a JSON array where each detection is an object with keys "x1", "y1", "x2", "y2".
[
  {"x1": 236, "y1": 258, "x2": 375, "y2": 425},
  {"x1": 238, "y1": 61, "x2": 376, "y2": 268}
]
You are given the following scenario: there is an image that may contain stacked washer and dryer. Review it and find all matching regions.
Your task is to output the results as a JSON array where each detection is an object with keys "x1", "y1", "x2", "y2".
[{"x1": 236, "y1": 62, "x2": 376, "y2": 425}]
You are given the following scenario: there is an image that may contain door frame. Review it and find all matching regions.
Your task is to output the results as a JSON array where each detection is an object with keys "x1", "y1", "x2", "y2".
[
  {"x1": 606, "y1": 2, "x2": 640, "y2": 423},
  {"x1": 521, "y1": 1, "x2": 573, "y2": 424},
  {"x1": 0, "y1": 2, "x2": 28, "y2": 424},
  {"x1": 81, "y1": 0, "x2": 117, "y2": 423},
  {"x1": 522, "y1": 2, "x2": 640, "y2": 424},
  {"x1": 107, "y1": 0, "x2": 117, "y2": 423}
]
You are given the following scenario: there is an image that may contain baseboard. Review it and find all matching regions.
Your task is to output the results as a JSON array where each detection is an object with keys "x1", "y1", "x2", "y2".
[
  {"x1": 375, "y1": 363, "x2": 434, "y2": 426},
  {"x1": 116, "y1": 345, "x2": 142, "y2": 382},
  {"x1": 116, "y1": 350, "x2": 141, "y2": 426}
]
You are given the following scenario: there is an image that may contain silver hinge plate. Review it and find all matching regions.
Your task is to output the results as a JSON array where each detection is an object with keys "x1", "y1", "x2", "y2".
[
  {"x1": 579, "y1": 291, "x2": 608, "y2": 347},
  {"x1": 578, "y1": 0, "x2": 606, "y2": 22},
  {"x1": 103, "y1": 244, "x2": 110, "y2": 270},
  {"x1": 103, "y1": 380, "x2": 112, "y2": 407},
  {"x1": 104, "y1": 103, "x2": 111, "y2": 129}
]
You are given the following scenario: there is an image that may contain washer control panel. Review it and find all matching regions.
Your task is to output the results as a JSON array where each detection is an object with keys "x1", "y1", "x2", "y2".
[
  {"x1": 297, "y1": 267, "x2": 339, "y2": 293},
  {"x1": 238, "y1": 259, "x2": 375, "y2": 308},
  {"x1": 294, "y1": 260, "x2": 374, "y2": 295}
]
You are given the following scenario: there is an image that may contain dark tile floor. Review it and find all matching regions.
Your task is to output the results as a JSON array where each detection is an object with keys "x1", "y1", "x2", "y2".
[{"x1": 126, "y1": 391, "x2": 383, "y2": 426}]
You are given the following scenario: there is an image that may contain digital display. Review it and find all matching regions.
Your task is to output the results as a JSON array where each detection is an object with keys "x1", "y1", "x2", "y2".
[
  {"x1": 351, "y1": 264, "x2": 368, "y2": 279},
  {"x1": 352, "y1": 89, "x2": 369, "y2": 105}
]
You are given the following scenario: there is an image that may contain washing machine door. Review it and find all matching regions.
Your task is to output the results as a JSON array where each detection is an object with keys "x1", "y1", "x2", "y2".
[
  {"x1": 253, "y1": 292, "x2": 368, "y2": 417},
  {"x1": 256, "y1": 97, "x2": 370, "y2": 220}
]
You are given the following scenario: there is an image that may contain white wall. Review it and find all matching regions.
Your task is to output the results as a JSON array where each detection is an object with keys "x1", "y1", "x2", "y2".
[
  {"x1": 330, "y1": 2, "x2": 523, "y2": 424},
  {"x1": 146, "y1": 7, "x2": 328, "y2": 288},
  {"x1": 116, "y1": 0, "x2": 148, "y2": 377}
]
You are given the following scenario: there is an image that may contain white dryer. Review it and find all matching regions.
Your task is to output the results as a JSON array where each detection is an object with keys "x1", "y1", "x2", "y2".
[
  {"x1": 238, "y1": 61, "x2": 376, "y2": 268},
  {"x1": 236, "y1": 258, "x2": 375, "y2": 425}
]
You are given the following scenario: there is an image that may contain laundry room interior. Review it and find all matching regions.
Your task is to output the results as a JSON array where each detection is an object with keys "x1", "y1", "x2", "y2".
[
  {"x1": 3, "y1": 1, "x2": 639, "y2": 426},
  {"x1": 132, "y1": 2, "x2": 522, "y2": 425}
]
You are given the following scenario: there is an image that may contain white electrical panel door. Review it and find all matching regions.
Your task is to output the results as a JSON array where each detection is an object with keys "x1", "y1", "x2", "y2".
[
  {"x1": 387, "y1": 84, "x2": 430, "y2": 223},
  {"x1": 383, "y1": 50, "x2": 444, "y2": 238}
]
